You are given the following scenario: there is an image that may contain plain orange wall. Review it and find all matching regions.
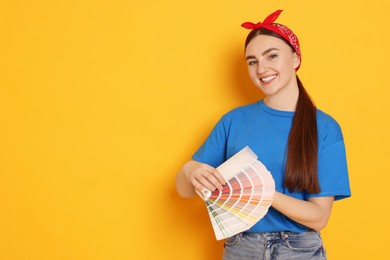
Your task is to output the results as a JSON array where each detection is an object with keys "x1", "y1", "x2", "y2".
[{"x1": 1, "y1": 1, "x2": 389, "y2": 259}]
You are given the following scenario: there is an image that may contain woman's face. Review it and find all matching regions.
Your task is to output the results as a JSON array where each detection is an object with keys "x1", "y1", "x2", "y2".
[{"x1": 245, "y1": 34, "x2": 300, "y2": 100}]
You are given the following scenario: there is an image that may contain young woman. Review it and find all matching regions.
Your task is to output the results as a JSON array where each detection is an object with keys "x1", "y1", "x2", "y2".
[{"x1": 176, "y1": 10, "x2": 351, "y2": 260}]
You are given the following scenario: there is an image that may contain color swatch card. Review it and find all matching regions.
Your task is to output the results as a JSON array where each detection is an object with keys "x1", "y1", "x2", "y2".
[{"x1": 197, "y1": 146, "x2": 275, "y2": 240}]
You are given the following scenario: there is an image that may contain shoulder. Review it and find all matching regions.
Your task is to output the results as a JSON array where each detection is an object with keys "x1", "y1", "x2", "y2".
[
  {"x1": 210, "y1": 102, "x2": 261, "y2": 132},
  {"x1": 207, "y1": 102, "x2": 260, "y2": 133},
  {"x1": 316, "y1": 109, "x2": 340, "y2": 128},
  {"x1": 316, "y1": 108, "x2": 344, "y2": 142},
  {"x1": 221, "y1": 102, "x2": 260, "y2": 121}
]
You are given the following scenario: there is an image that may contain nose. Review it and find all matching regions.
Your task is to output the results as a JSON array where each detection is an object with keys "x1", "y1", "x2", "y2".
[{"x1": 256, "y1": 60, "x2": 267, "y2": 75}]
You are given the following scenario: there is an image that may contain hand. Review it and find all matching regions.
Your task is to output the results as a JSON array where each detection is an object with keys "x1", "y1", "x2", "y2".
[{"x1": 183, "y1": 161, "x2": 226, "y2": 194}]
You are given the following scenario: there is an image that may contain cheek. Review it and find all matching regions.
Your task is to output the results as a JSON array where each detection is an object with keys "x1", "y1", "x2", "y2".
[
  {"x1": 248, "y1": 71, "x2": 258, "y2": 83},
  {"x1": 247, "y1": 67, "x2": 257, "y2": 78},
  {"x1": 281, "y1": 57, "x2": 296, "y2": 71},
  {"x1": 248, "y1": 73, "x2": 261, "y2": 86}
]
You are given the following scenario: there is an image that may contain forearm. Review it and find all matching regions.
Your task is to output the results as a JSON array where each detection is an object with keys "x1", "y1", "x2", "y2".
[
  {"x1": 272, "y1": 191, "x2": 334, "y2": 231},
  {"x1": 176, "y1": 162, "x2": 196, "y2": 198}
]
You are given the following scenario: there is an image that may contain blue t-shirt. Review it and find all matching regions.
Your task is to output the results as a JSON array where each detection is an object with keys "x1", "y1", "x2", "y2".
[{"x1": 193, "y1": 100, "x2": 351, "y2": 233}]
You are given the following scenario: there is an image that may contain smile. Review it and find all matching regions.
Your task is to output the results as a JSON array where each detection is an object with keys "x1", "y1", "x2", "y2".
[{"x1": 260, "y1": 75, "x2": 277, "y2": 82}]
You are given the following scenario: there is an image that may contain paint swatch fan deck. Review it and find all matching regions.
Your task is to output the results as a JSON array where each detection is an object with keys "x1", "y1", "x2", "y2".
[{"x1": 197, "y1": 146, "x2": 275, "y2": 240}]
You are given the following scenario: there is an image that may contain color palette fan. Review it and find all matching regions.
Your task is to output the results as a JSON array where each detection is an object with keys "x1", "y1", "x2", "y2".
[{"x1": 197, "y1": 146, "x2": 275, "y2": 240}]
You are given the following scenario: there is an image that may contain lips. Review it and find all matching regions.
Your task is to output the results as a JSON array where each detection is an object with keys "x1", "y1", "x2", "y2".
[{"x1": 260, "y1": 74, "x2": 277, "y2": 82}]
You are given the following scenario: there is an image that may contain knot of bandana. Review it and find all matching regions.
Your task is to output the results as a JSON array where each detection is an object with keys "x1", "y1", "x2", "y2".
[{"x1": 241, "y1": 10, "x2": 301, "y2": 70}]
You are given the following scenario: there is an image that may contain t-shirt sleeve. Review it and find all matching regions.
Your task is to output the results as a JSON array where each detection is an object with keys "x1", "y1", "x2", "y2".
[
  {"x1": 192, "y1": 115, "x2": 230, "y2": 168},
  {"x1": 308, "y1": 120, "x2": 351, "y2": 201}
]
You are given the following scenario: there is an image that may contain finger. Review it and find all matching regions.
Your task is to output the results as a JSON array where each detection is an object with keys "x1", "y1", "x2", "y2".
[
  {"x1": 191, "y1": 178, "x2": 212, "y2": 199},
  {"x1": 193, "y1": 169, "x2": 223, "y2": 191},
  {"x1": 194, "y1": 174, "x2": 218, "y2": 192},
  {"x1": 210, "y1": 169, "x2": 226, "y2": 186},
  {"x1": 203, "y1": 170, "x2": 224, "y2": 191},
  {"x1": 200, "y1": 164, "x2": 226, "y2": 186}
]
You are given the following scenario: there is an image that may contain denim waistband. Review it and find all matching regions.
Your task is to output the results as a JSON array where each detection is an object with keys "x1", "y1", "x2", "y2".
[{"x1": 243, "y1": 230, "x2": 318, "y2": 240}]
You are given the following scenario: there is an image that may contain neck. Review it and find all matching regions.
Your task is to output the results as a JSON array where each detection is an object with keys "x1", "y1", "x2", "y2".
[{"x1": 264, "y1": 82, "x2": 299, "y2": 111}]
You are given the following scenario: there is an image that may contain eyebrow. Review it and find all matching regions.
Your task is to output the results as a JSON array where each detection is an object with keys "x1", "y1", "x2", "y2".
[{"x1": 246, "y1": 47, "x2": 280, "y2": 60}]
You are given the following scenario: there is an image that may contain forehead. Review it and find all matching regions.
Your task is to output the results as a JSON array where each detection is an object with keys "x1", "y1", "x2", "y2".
[{"x1": 245, "y1": 34, "x2": 291, "y2": 55}]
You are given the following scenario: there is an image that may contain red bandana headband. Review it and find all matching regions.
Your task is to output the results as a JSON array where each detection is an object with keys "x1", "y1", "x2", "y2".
[{"x1": 242, "y1": 10, "x2": 301, "y2": 70}]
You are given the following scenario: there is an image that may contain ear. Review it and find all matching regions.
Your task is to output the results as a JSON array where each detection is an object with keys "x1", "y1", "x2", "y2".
[{"x1": 293, "y1": 52, "x2": 300, "y2": 69}]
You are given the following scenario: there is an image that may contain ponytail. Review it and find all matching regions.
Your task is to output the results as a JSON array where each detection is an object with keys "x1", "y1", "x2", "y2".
[{"x1": 284, "y1": 76, "x2": 319, "y2": 193}]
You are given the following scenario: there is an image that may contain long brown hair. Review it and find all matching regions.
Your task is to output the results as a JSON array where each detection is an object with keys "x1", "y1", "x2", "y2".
[{"x1": 245, "y1": 29, "x2": 319, "y2": 193}]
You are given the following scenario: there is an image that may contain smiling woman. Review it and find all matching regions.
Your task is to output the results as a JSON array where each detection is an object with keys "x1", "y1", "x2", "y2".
[
  {"x1": 245, "y1": 35, "x2": 300, "y2": 109},
  {"x1": 176, "y1": 10, "x2": 351, "y2": 260}
]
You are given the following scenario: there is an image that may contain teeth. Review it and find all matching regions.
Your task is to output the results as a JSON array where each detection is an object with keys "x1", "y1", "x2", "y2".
[{"x1": 261, "y1": 75, "x2": 277, "y2": 82}]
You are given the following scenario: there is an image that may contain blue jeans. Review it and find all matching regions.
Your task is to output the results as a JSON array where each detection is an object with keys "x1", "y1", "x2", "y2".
[{"x1": 223, "y1": 231, "x2": 327, "y2": 260}]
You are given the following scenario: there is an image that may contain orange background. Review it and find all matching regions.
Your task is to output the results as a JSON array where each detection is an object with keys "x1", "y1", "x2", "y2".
[{"x1": 1, "y1": 1, "x2": 389, "y2": 259}]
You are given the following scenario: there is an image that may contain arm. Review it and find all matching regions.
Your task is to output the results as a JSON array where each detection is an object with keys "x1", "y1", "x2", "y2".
[
  {"x1": 176, "y1": 160, "x2": 226, "y2": 198},
  {"x1": 178, "y1": 162, "x2": 333, "y2": 230},
  {"x1": 272, "y1": 191, "x2": 334, "y2": 231}
]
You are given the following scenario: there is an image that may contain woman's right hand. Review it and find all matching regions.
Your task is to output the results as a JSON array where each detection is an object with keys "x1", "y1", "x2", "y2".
[{"x1": 176, "y1": 160, "x2": 226, "y2": 198}]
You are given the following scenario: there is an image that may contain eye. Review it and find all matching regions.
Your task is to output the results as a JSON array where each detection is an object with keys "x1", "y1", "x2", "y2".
[
  {"x1": 268, "y1": 54, "x2": 278, "y2": 60},
  {"x1": 247, "y1": 60, "x2": 257, "y2": 66}
]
